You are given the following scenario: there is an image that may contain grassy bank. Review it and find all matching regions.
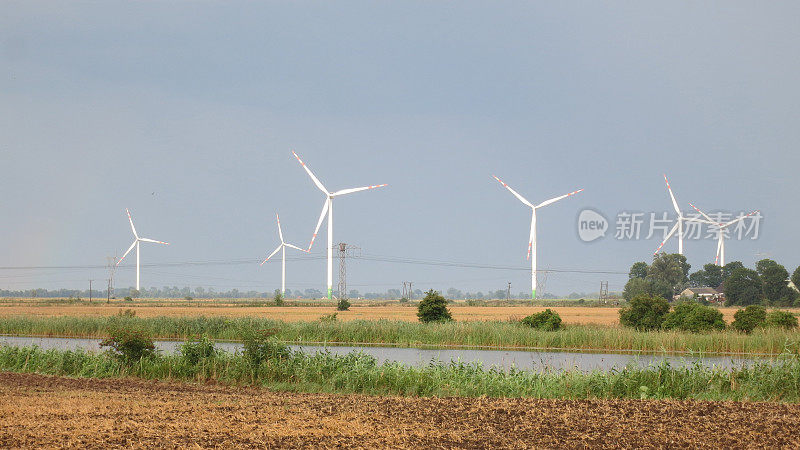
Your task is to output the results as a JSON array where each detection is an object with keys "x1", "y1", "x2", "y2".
[
  {"x1": 1, "y1": 345, "x2": 799, "y2": 401},
  {"x1": 1, "y1": 315, "x2": 799, "y2": 355}
]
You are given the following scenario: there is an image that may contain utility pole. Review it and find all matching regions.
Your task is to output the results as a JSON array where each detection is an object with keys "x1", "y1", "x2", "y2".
[
  {"x1": 507, "y1": 282, "x2": 511, "y2": 301},
  {"x1": 88, "y1": 279, "x2": 93, "y2": 303},
  {"x1": 599, "y1": 281, "x2": 609, "y2": 303},
  {"x1": 106, "y1": 256, "x2": 117, "y2": 303},
  {"x1": 402, "y1": 281, "x2": 414, "y2": 300},
  {"x1": 337, "y1": 243, "x2": 361, "y2": 300}
]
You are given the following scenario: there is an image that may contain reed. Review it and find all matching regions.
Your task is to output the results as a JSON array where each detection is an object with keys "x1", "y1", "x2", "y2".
[
  {"x1": 0, "y1": 315, "x2": 798, "y2": 355},
  {"x1": 0, "y1": 344, "x2": 798, "y2": 401}
]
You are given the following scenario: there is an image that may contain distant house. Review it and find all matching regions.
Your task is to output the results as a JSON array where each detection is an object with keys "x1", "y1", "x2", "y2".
[{"x1": 676, "y1": 287, "x2": 722, "y2": 302}]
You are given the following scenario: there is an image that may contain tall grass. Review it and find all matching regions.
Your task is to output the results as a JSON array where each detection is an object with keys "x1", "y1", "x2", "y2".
[
  {"x1": 0, "y1": 315, "x2": 798, "y2": 355},
  {"x1": 1, "y1": 344, "x2": 799, "y2": 401}
]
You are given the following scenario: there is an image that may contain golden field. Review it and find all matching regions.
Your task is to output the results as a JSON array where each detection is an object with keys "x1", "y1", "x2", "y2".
[{"x1": 0, "y1": 301, "x2": 769, "y2": 325}]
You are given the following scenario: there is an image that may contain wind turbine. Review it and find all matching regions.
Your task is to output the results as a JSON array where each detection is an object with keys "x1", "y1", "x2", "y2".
[
  {"x1": 116, "y1": 209, "x2": 169, "y2": 291},
  {"x1": 292, "y1": 151, "x2": 387, "y2": 299},
  {"x1": 260, "y1": 213, "x2": 308, "y2": 295},
  {"x1": 688, "y1": 203, "x2": 760, "y2": 266},
  {"x1": 653, "y1": 174, "x2": 690, "y2": 256},
  {"x1": 492, "y1": 175, "x2": 583, "y2": 299}
]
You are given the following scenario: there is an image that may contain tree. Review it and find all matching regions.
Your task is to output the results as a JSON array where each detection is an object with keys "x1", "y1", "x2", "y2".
[
  {"x1": 761, "y1": 263, "x2": 797, "y2": 306},
  {"x1": 722, "y1": 261, "x2": 745, "y2": 280},
  {"x1": 647, "y1": 253, "x2": 689, "y2": 294},
  {"x1": 701, "y1": 264, "x2": 724, "y2": 287},
  {"x1": 756, "y1": 259, "x2": 780, "y2": 276},
  {"x1": 623, "y1": 277, "x2": 672, "y2": 302},
  {"x1": 629, "y1": 262, "x2": 649, "y2": 280},
  {"x1": 447, "y1": 288, "x2": 463, "y2": 299},
  {"x1": 792, "y1": 266, "x2": 800, "y2": 293},
  {"x1": 724, "y1": 268, "x2": 763, "y2": 306},
  {"x1": 619, "y1": 294, "x2": 670, "y2": 331},
  {"x1": 417, "y1": 290, "x2": 453, "y2": 323}
]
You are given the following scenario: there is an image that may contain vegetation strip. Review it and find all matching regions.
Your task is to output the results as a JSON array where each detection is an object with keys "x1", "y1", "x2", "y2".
[
  {"x1": 0, "y1": 315, "x2": 798, "y2": 355},
  {"x1": 1, "y1": 341, "x2": 800, "y2": 401}
]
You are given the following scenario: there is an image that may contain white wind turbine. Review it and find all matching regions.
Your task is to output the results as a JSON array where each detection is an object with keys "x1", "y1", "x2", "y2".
[
  {"x1": 116, "y1": 208, "x2": 169, "y2": 291},
  {"x1": 688, "y1": 203, "x2": 760, "y2": 267},
  {"x1": 653, "y1": 174, "x2": 690, "y2": 256},
  {"x1": 260, "y1": 213, "x2": 308, "y2": 295},
  {"x1": 492, "y1": 175, "x2": 583, "y2": 299},
  {"x1": 292, "y1": 151, "x2": 387, "y2": 299}
]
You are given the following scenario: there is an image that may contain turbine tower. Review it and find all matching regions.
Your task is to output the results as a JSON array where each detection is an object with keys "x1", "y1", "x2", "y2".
[
  {"x1": 116, "y1": 208, "x2": 169, "y2": 291},
  {"x1": 689, "y1": 203, "x2": 759, "y2": 266},
  {"x1": 653, "y1": 175, "x2": 688, "y2": 256},
  {"x1": 492, "y1": 175, "x2": 583, "y2": 299},
  {"x1": 292, "y1": 151, "x2": 387, "y2": 299},
  {"x1": 260, "y1": 213, "x2": 308, "y2": 295}
]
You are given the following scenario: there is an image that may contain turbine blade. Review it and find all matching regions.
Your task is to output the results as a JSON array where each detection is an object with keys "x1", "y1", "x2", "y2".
[
  {"x1": 292, "y1": 150, "x2": 328, "y2": 194},
  {"x1": 139, "y1": 238, "x2": 169, "y2": 245},
  {"x1": 307, "y1": 199, "x2": 330, "y2": 251},
  {"x1": 688, "y1": 203, "x2": 716, "y2": 223},
  {"x1": 260, "y1": 245, "x2": 282, "y2": 265},
  {"x1": 664, "y1": 174, "x2": 681, "y2": 215},
  {"x1": 492, "y1": 175, "x2": 533, "y2": 208},
  {"x1": 126, "y1": 208, "x2": 138, "y2": 239},
  {"x1": 331, "y1": 184, "x2": 388, "y2": 197},
  {"x1": 653, "y1": 222, "x2": 680, "y2": 256},
  {"x1": 117, "y1": 240, "x2": 137, "y2": 265},
  {"x1": 536, "y1": 189, "x2": 584, "y2": 208},
  {"x1": 285, "y1": 243, "x2": 307, "y2": 252},
  {"x1": 722, "y1": 210, "x2": 760, "y2": 228},
  {"x1": 276, "y1": 213, "x2": 284, "y2": 243},
  {"x1": 715, "y1": 235, "x2": 722, "y2": 264}
]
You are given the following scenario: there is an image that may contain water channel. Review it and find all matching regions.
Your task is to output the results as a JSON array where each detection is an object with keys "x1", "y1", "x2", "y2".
[{"x1": 0, "y1": 335, "x2": 777, "y2": 372}]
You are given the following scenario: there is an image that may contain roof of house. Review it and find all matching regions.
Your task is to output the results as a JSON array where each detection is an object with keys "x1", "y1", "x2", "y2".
[{"x1": 682, "y1": 287, "x2": 719, "y2": 295}]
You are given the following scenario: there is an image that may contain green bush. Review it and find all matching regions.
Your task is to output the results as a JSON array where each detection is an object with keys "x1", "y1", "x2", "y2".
[
  {"x1": 178, "y1": 335, "x2": 217, "y2": 365},
  {"x1": 273, "y1": 289, "x2": 284, "y2": 306},
  {"x1": 619, "y1": 294, "x2": 670, "y2": 331},
  {"x1": 99, "y1": 328, "x2": 156, "y2": 363},
  {"x1": 520, "y1": 309, "x2": 562, "y2": 331},
  {"x1": 766, "y1": 310, "x2": 798, "y2": 330},
  {"x1": 123, "y1": 296, "x2": 133, "y2": 302},
  {"x1": 417, "y1": 290, "x2": 453, "y2": 323},
  {"x1": 240, "y1": 329, "x2": 290, "y2": 365},
  {"x1": 732, "y1": 305, "x2": 767, "y2": 334},
  {"x1": 337, "y1": 298, "x2": 351, "y2": 311},
  {"x1": 662, "y1": 301, "x2": 725, "y2": 333}
]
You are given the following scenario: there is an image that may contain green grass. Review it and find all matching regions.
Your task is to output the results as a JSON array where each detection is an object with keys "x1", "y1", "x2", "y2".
[
  {"x1": 1, "y1": 315, "x2": 799, "y2": 355},
  {"x1": 1, "y1": 344, "x2": 799, "y2": 401}
]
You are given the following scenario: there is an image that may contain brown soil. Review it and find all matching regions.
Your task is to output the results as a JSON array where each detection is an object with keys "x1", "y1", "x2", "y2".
[{"x1": 0, "y1": 372, "x2": 797, "y2": 449}]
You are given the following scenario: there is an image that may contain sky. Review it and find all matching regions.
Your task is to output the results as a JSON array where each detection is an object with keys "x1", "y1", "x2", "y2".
[{"x1": 2, "y1": 1, "x2": 799, "y2": 297}]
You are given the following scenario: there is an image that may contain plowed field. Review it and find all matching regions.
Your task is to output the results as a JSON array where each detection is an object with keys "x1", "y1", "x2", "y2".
[{"x1": 1, "y1": 372, "x2": 798, "y2": 448}]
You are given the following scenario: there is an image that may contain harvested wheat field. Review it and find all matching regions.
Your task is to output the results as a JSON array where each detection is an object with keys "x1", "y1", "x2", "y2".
[
  {"x1": 0, "y1": 372, "x2": 798, "y2": 449},
  {"x1": 0, "y1": 303, "x2": 757, "y2": 325}
]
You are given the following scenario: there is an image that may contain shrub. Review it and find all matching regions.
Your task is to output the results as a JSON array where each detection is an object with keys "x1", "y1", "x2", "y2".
[
  {"x1": 178, "y1": 335, "x2": 217, "y2": 365},
  {"x1": 184, "y1": 296, "x2": 193, "y2": 300},
  {"x1": 731, "y1": 305, "x2": 767, "y2": 334},
  {"x1": 318, "y1": 312, "x2": 338, "y2": 322},
  {"x1": 273, "y1": 289, "x2": 284, "y2": 306},
  {"x1": 99, "y1": 328, "x2": 156, "y2": 363},
  {"x1": 117, "y1": 309, "x2": 136, "y2": 318},
  {"x1": 520, "y1": 309, "x2": 562, "y2": 331},
  {"x1": 240, "y1": 329, "x2": 290, "y2": 365},
  {"x1": 417, "y1": 290, "x2": 453, "y2": 323},
  {"x1": 662, "y1": 301, "x2": 725, "y2": 333},
  {"x1": 399, "y1": 297, "x2": 409, "y2": 303},
  {"x1": 336, "y1": 298, "x2": 350, "y2": 311},
  {"x1": 766, "y1": 310, "x2": 798, "y2": 330},
  {"x1": 619, "y1": 294, "x2": 670, "y2": 331},
  {"x1": 123, "y1": 296, "x2": 133, "y2": 302}
]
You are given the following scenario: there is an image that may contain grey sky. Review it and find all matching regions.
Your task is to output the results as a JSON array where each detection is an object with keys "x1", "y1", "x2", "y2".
[{"x1": 2, "y1": 2, "x2": 799, "y2": 296}]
